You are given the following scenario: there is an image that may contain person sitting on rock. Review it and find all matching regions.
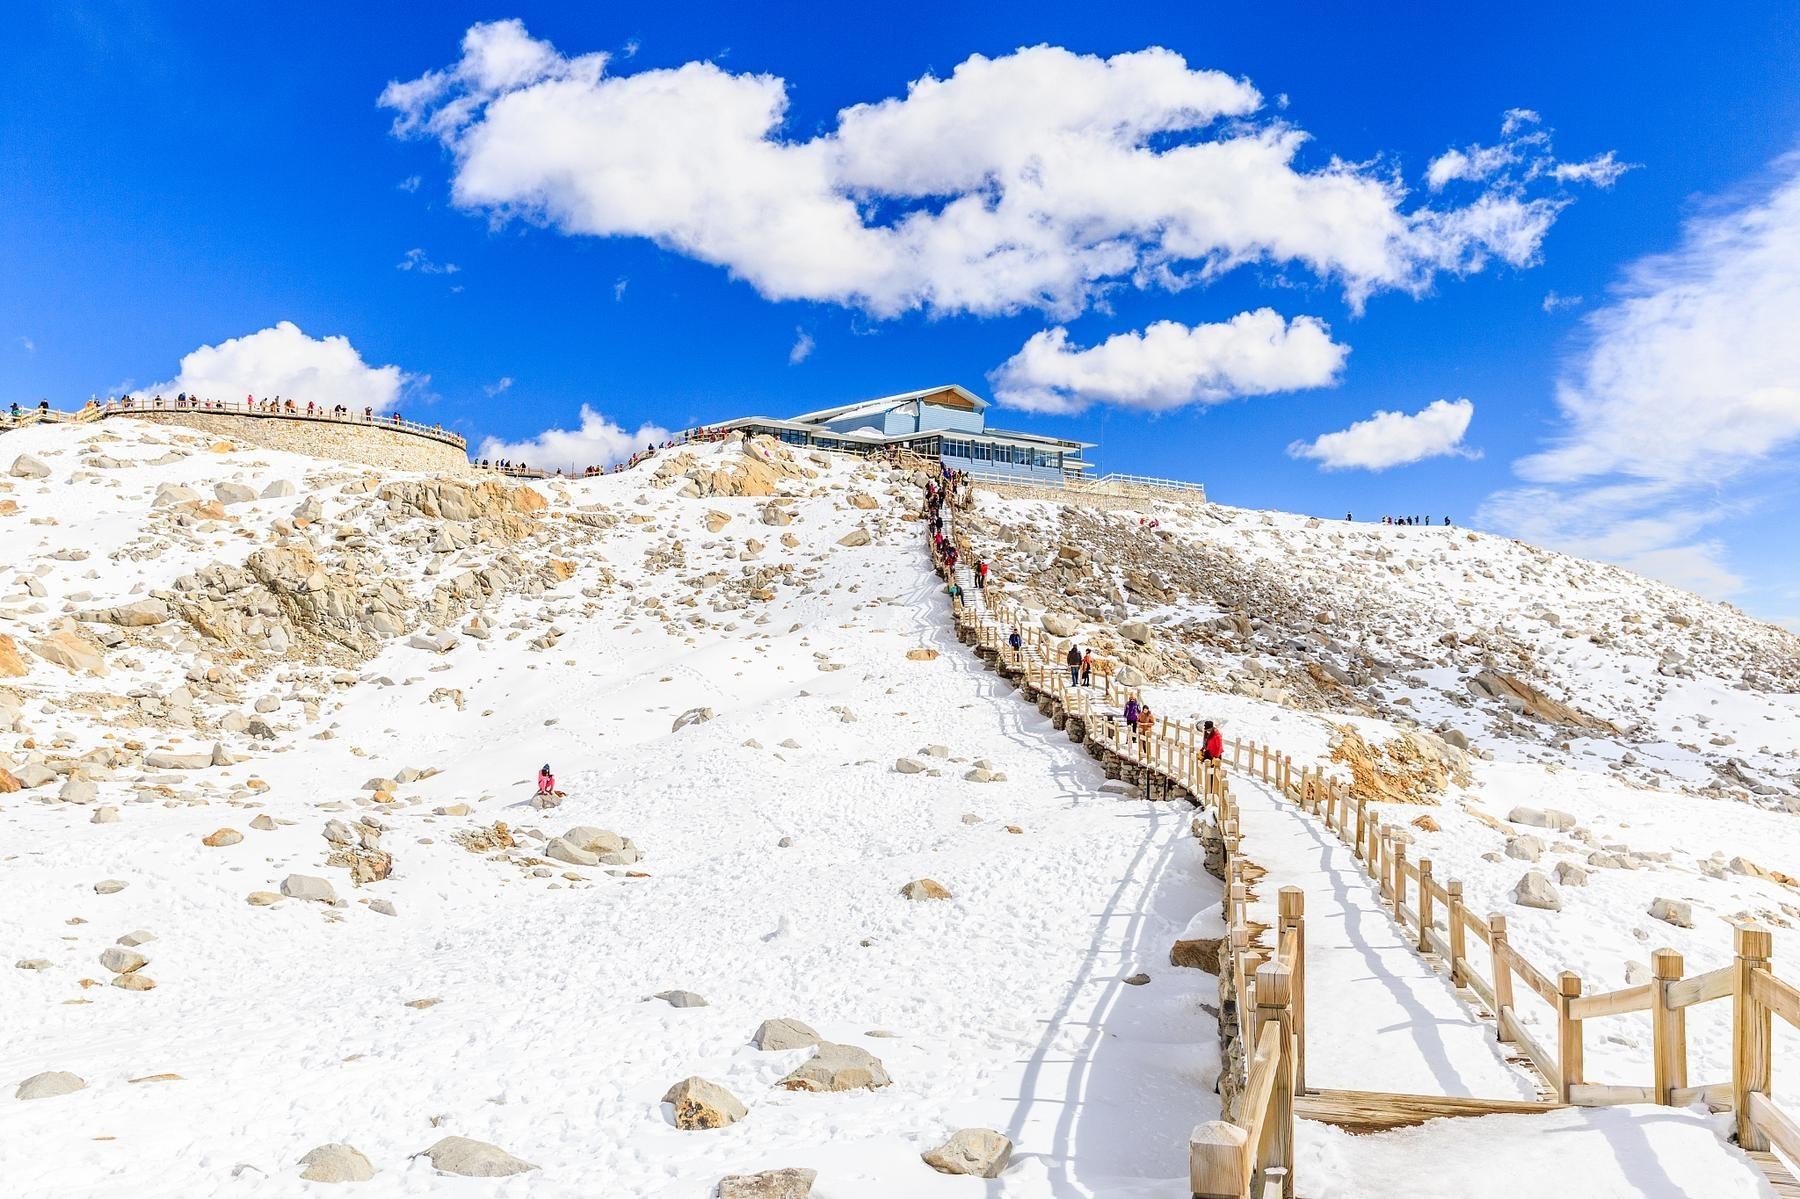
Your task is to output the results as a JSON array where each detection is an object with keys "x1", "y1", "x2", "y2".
[{"x1": 536, "y1": 764, "x2": 556, "y2": 796}]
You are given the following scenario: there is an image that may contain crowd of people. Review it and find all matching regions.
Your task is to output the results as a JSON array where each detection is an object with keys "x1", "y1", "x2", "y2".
[
  {"x1": 1347, "y1": 512, "x2": 1453, "y2": 526},
  {"x1": 920, "y1": 460, "x2": 1226, "y2": 778}
]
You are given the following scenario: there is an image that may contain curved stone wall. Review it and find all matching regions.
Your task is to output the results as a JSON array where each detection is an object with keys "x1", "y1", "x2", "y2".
[{"x1": 107, "y1": 410, "x2": 470, "y2": 475}]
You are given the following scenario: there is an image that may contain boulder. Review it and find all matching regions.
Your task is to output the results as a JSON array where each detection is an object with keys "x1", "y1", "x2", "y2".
[
  {"x1": 261, "y1": 479, "x2": 296, "y2": 499},
  {"x1": 58, "y1": 778, "x2": 98, "y2": 805},
  {"x1": 144, "y1": 751, "x2": 211, "y2": 770},
  {"x1": 1507, "y1": 806, "x2": 1577, "y2": 832},
  {"x1": 1117, "y1": 619, "x2": 1152, "y2": 645},
  {"x1": 29, "y1": 630, "x2": 106, "y2": 676},
  {"x1": 779, "y1": 1043, "x2": 891, "y2": 1092},
  {"x1": 214, "y1": 482, "x2": 259, "y2": 506},
  {"x1": 655, "y1": 990, "x2": 709, "y2": 1008},
  {"x1": 753, "y1": 1018, "x2": 821, "y2": 1052},
  {"x1": 202, "y1": 828, "x2": 243, "y2": 847},
  {"x1": 1554, "y1": 861, "x2": 1591, "y2": 887},
  {"x1": 1041, "y1": 612, "x2": 1080, "y2": 637},
  {"x1": 662, "y1": 1076, "x2": 748, "y2": 1130},
  {"x1": 900, "y1": 878, "x2": 951, "y2": 901},
  {"x1": 8, "y1": 453, "x2": 50, "y2": 479},
  {"x1": 0, "y1": 633, "x2": 26, "y2": 678},
  {"x1": 1170, "y1": 906, "x2": 1228, "y2": 974},
  {"x1": 1649, "y1": 897, "x2": 1694, "y2": 928},
  {"x1": 1512, "y1": 870, "x2": 1562, "y2": 911},
  {"x1": 672, "y1": 706, "x2": 715, "y2": 733},
  {"x1": 99, "y1": 946, "x2": 147, "y2": 974},
  {"x1": 544, "y1": 837, "x2": 599, "y2": 867},
  {"x1": 280, "y1": 874, "x2": 336, "y2": 903},
  {"x1": 836, "y1": 528, "x2": 872, "y2": 548},
  {"x1": 922, "y1": 1128, "x2": 1013, "y2": 1179},
  {"x1": 894, "y1": 758, "x2": 927, "y2": 775},
  {"x1": 416, "y1": 1136, "x2": 536, "y2": 1178},
  {"x1": 15, "y1": 1071, "x2": 84, "y2": 1100},
  {"x1": 905, "y1": 647, "x2": 939, "y2": 661},
  {"x1": 152, "y1": 482, "x2": 199, "y2": 507},
  {"x1": 298, "y1": 1143, "x2": 375, "y2": 1183},
  {"x1": 1505, "y1": 835, "x2": 1544, "y2": 863},
  {"x1": 716, "y1": 1168, "x2": 817, "y2": 1199}
]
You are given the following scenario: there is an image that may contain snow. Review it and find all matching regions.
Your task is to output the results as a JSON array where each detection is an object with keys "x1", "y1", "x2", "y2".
[
  {"x1": 1234, "y1": 774, "x2": 1535, "y2": 1099},
  {"x1": 0, "y1": 423, "x2": 1221, "y2": 1196},
  {"x1": 1298, "y1": 1105, "x2": 1772, "y2": 1198}
]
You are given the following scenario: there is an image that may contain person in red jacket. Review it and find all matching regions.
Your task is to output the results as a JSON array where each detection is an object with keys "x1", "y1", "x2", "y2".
[{"x1": 1201, "y1": 720, "x2": 1224, "y2": 762}]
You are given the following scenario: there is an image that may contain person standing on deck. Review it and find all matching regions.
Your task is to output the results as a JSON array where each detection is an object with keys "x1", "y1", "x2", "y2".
[
  {"x1": 1122, "y1": 694, "x2": 1141, "y2": 745},
  {"x1": 1007, "y1": 627, "x2": 1023, "y2": 663},
  {"x1": 975, "y1": 559, "x2": 989, "y2": 590},
  {"x1": 1066, "y1": 643, "x2": 1082, "y2": 686},
  {"x1": 1201, "y1": 720, "x2": 1223, "y2": 762},
  {"x1": 1136, "y1": 700, "x2": 1155, "y2": 749},
  {"x1": 1080, "y1": 649, "x2": 1093, "y2": 687}
]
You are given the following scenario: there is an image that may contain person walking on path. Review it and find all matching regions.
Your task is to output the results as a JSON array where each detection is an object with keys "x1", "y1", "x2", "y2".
[
  {"x1": 1122, "y1": 694, "x2": 1141, "y2": 747},
  {"x1": 1201, "y1": 720, "x2": 1223, "y2": 762},
  {"x1": 975, "y1": 559, "x2": 989, "y2": 590},
  {"x1": 1080, "y1": 649, "x2": 1093, "y2": 687},
  {"x1": 1066, "y1": 643, "x2": 1082, "y2": 687},
  {"x1": 1136, "y1": 700, "x2": 1155, "y2": 751},
  {"x1": 1007, "y1": 627, "x2": 1023, "y2": 664}
]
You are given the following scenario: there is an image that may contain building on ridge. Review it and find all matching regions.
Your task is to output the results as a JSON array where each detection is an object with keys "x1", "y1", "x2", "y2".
[{"x1": 716, "y1": 384, "x2": 1093, "y2": 485}]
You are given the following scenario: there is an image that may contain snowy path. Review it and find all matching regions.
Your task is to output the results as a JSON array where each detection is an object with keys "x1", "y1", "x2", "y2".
[{"x1": 1233, "y1": 776, "x2": 1537, "y2": 1099}]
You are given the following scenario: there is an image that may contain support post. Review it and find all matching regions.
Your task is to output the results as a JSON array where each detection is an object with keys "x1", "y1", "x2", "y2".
[
  {"x1": 1354, "y1": 796, "x2": 1368, "y2": 861},
  {"x1": 1189, "y1": 1122, "x2": 1251, "y2": 1199},
  {"x1": 1652, "y1": 948, "x2": 1688, "y2": 1106},
  {"x1": 1734, "y1": 923, "x2": 1773, "y2": 1150},
  {"x1": 1278, "y1": 886, "x2": 1306, "y2": 1098},
  {"x1": 1447, "y1": 881, "x2": 1466, "y2": 987},
  {"x1": 1490, "y1": 915, "x2": 1514, "y2": 1034},
  {"x1": 1417, "y1": 859, "x2": 1434, "y2": 953},
  {"x1": 1557, "y1": 971, "x2": 1584, "y2": 1102},
  {"x1": 1254, "y1": 960, "x2": 1296, "y2": 1199},
  {"x1": 1392, "y1": 842, "x2": 1408, "y2": 920}
]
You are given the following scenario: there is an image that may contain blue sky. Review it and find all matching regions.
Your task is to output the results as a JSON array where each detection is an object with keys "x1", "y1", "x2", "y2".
[{"x1": 3, "y1": 3, "x2": 1799, "y2": 626}]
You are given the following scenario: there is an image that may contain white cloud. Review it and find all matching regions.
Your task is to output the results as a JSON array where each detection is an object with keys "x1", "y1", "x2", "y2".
[
  {"x1": 1426, "y1": 111, "x2": 1633, "y2": 193},
  {"x1": 140, "y1": 321, "x2": 412, "y2": 412},
  {"x1": 1288, "y1": 397, "x2": 1477, "y2": 471},
  {"x1": 17, "y1": 336, "x2": 33, "y2": 354},
  {"x1": 1482, "y1": 155, "x2": 1800, "y2": 603},
  {"x1": 788, "y1": 328, "x2": 814, "y2": 365},
  {"x1": 397, "y1": 247, "x2": 460, "y2": 274},
  {"x1": 398, "y1": 174, "x2": 422, "y2": 193},
  {"x1": 989, "y1": 309, "x2": 1347, "y2": 414},
  {"x1": 1541, "y1": 290, "x2": 1582, "y2": 313},
  {"x1": 484, "y1": 376, "x2": 514, "y2": 396},
  {"x1": 612, "y1": 277, "x2": 629, "y2": 301},
  {"x1": 380, "y1": 21, "x2": 1615, "y2": 318},
  {"x1": 477, "y1": 405, "x2": 671, "y2": 472}
]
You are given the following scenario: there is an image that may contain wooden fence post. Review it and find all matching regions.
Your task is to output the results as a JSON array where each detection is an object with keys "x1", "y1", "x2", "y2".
[
  {"x1": 1447, "y1": 881, "x2": 1466, "y2": 987},
  {"x1": 1490, "y1": 915, "x2": 1514, "y2": 1036},
  {"x1": 1416, "y1": 859, "x2": 1434, "y2": 953},
  {"x1": 1354, "y1": 795, "x2": 1368, "y2": 860},
  {"x1": 1652, "y1": 948, "x2": 1688, "y2": 1105},
  {"x1": 1279, "y1": 886, "x2": 1306, "y2": 1097},
  {"x1": 1255, "y1": 960, "x2": 1296, "y2": 1199},
  {"x1": 1558, "y1": 971, "x2": 1584, "y2": 1103},
  {"x1": 1189, "y1": 1122, "x2": 1251, "y2": 1199},
  {"x1": 1734, "y1": 923, "x2": 1773, "y2": 1151},
  {"x1": 1392, "y1": 842, "x2": 1408, "y2": 920}
]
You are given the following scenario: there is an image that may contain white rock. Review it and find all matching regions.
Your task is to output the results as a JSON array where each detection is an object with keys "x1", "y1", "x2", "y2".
[
  {"x1": 280, "y1": 874, "x2": 336, "y2": 903},
  {"x1": 15, "y1": 1071, "x2": 84, "y2": 1100},
  {"x1": 416, "y1": 1136, "x2": 536, "y2": 1178},
  {"x1": 8, "y1": 453, "x2": 50, "y2": 479},
  {"x1": 298, "y1": 1142, "x2": 374, "y2": 1183},
  {"x1": 922, "y1": 1128, "x2": 1013, "y2": 1178},
  {"x1": 1649, "y1": 897, "x2": 1694, "y2": 928},
  {"x1": 1512, "y1": 870, "x2": 1562, "y2": 911}
]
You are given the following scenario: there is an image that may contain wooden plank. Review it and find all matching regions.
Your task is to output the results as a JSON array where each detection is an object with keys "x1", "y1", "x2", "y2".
[
  {"x1": 1570, "y1": 983, "x2": 1653, "y2": 1021},
  {"x1": 1669, "y1": 965, "x2": 1732, "y2": 1010},
  {"x1": 1568, "y1": 1082, "x2": 1654, "y2": 1106},
  {"x1": 1500, "y1": 1005, "x2": 1560, "y2": 1086},
  {"x1": 1465, "y1": 968, "x2": 1498, "y2": 1014},
  {"x1": 1295, "y1": 1088, "x2": 1565, "y2": 1134},
  {"x1": 1238, "y1": 1022, "x2": 1284, "y2": 1157},
  {"x1": 1462, "y1": 906, "x2": 1492, "y2": 946},
  {"x1": 1504, "y1": 944, "x2": 1562, "y2": 1009},
  {"x1": 1750, "y1": 1093, "x2": 1800, "y2": 1179},
  {"x1": 1753, "y1": 970, "x2": 1800, "y2": 1030},
  {"x1": 1747, "y1": 1150, "x2": 1800, "y2": 1199},
  {"x1": 1669, "y1": 1080, "x2": 1731, "y2": 1109}
]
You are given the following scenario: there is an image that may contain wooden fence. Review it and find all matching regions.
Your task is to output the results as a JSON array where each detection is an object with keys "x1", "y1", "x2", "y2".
[{"x1": 925, "y1": 484, "x2": 1800, "y2": 1196}]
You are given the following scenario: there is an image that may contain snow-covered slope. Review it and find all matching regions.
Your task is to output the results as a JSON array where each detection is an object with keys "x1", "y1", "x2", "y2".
[
  {"x1": 959, "y1": 483, "x2": 1800, "y2": 1105},
  {"x1": 0, "y1": 421, "x2": 1216, "y2": 1197}
]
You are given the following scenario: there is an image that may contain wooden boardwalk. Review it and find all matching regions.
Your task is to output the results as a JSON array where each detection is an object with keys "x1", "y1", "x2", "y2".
[{"x1": 927, "y1": 485, "x2": 1800, "y2": 1199}]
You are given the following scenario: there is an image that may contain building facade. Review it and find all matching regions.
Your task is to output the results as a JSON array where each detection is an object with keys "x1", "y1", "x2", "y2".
[{"x1": 716, "y1": 385, "x2": 1092, "y2": 485}]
